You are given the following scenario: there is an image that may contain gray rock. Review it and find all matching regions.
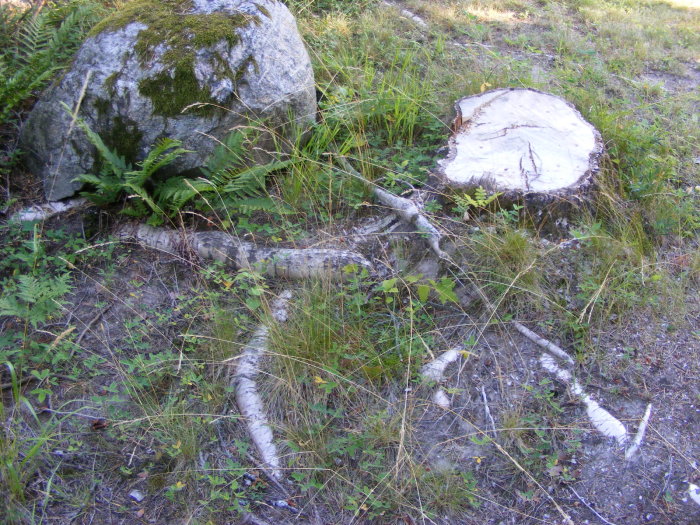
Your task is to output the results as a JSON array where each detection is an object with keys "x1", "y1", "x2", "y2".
[{"x1": 21, "y1": 0, "x2": 316, "y2": 200}]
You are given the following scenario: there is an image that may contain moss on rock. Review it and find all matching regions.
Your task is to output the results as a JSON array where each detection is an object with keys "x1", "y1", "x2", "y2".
[
  {"x1": 104, "y1": 116, "x2": 143, "y2": 165},
  {"x1": 90, "y1": 0, "x2": 259, "y2": 117}
]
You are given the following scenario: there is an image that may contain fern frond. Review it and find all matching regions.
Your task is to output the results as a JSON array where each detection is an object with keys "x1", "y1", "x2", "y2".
[
  {"x1": 153, "y1": 176, "x2": 215, "y2": 213},
  {"x1": 127, "y1": 137, "x2": 190, "y2": 186},
  {"x1": 0, "y1": 0, "x2": 104, "y2": 126},
  {"x1": 221, "y1": 160, "x2": 292, "y2": 198},
  {"x1": 231, "y1": 196, "x2": 292, "y2": 215},
  {"x1": 201, "y1": 129, "x2": 248, "y2": 179},
  {"x1": 74, "y1": 116, "x2": 131, "y2": 176}
]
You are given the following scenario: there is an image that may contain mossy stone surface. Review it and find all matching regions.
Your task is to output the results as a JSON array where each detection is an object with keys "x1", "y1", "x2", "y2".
[{"x1": 91, "y1": 0, "x2": 258, "y2": 116}]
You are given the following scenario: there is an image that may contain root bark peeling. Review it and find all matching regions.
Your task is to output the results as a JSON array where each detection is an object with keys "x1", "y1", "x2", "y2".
[
  {"x1": 118, "y1": 224, "x2": 372, "y2": 280},
  {"x1": 232, "y1": 291, "x2": 292, "y2": 479}
]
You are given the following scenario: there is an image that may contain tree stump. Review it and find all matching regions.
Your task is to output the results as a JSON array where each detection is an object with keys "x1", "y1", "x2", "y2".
[{"x1": 436, "y1": 88, "x2": 604, "y2": 220}]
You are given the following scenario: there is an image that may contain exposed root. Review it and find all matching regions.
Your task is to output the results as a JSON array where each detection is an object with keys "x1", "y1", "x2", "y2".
[
  {"x1": 337, "y1": 157, "x2": 447, "y2": 259},
  {"x1": 420, "y1": 348, "x2": 461, "y2": 382},
  {"x1": 513, "y1": 321, "x2": 575, "y2": 365},
  {"x1": 381, "y1": 1, "x2": 428, "y2": 28},
  {"x1": 10, "y1": 197, "x2": 88, "y2": 222},
  {"x1": 431, "y1": 388, "x2": 451, "y2": 409},
  {"x1": 688, "y1": 483, "x2": 700, "y2": 507},
  {"x1": 117, "y1": 224, "x2": 372, "y2": 281},
  {"x1": 421, "y1": 348, "x2": 462, "y2": 410},
  {"x1": 231, "y1": 291, "x2": 292, "y2": 479},
  {"x1": 540, "y1": 354, "x2": 628, "y2": 445},
  {"x1": 625, "y1": 403, "x2": 652, "y2": 460}
]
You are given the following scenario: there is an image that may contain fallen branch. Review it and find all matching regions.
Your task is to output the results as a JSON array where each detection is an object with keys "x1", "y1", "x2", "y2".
[
  {"x1": 118, "y1": 224, "x2": 372, "y2": 281},
  {"x1": 231, "y1": 291, "x2": 292, "y2": 479},
  {"x1": 337, "y1": 157, "x2": 447, "y2": 259}
]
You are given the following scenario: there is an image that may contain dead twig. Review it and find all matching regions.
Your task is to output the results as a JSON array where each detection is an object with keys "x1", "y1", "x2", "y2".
[
  {"x1": 481, "y1": 385, "x2": 497, "y2": 437},
  {"x1": 570, "y1": 486, "x2": 618, "y2": 525},
  {"x1": 74, "y1": 302, "x2": 113, "y2": 347}
]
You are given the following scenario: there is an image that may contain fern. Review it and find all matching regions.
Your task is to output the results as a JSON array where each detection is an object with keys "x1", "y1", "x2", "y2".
[
  {"x1": 0, "y1": 1, "x2": 105, "y2": 126},
  {"x1": 233, "y1": 196, "x2": 292, "y2": 215},
  {"x1": 74, "y1": 118, "x2": 191, "y2": 221},
  {"x1": 76, "y1": 123, "x2": 293, "y2": 222},
  {"x1": 0, "y1": 273, "x2": 71, "y2": 329},
  {"x1": 453, "y1": 186, "x2": 502, "y2": 220},
  {"x1": 201, "y1": 129, "x2": 248, "y2": 180},
  {"x1": 220, "y1": 161, "x2": 292, "y2": 198}
]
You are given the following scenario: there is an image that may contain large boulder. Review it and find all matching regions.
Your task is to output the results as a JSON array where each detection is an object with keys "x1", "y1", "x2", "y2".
[{"x1": 21, "y1": 0, "x2": 316, "y2": 200}]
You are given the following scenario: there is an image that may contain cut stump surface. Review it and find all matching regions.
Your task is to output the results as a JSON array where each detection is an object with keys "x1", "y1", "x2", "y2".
[{"x1": 437, "y1": 88, "x2": 603, "y2": 202}]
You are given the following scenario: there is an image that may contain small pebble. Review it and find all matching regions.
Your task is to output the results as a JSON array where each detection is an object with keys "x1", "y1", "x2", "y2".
[{"x1": 129, "y1": 489, "x2": 145, "y2": 503}]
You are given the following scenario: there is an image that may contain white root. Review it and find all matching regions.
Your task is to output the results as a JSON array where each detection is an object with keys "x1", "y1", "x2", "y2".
[
  {"x1": 337, "y1": 157, "x2": 447, "y2": 259},
  {"x1": 381, "y1": 1, "x2": 428, "y2": 28},
  {"x1": 117, "y1": 224, "x2": 372, "y2": 281},
  {"x1": 513, "y1": 322, "x2": 575, "y2": 365},
  {"x1": 421, "y1": 348, "x2": 461, "y2": 382},
  {"x1": 432, "y1": 388, "x2": 451, "y2": 409},
  {"x1": 372, "y1": 185, "x2": 447, "y2": 259},
  {"x1": 421, "y1": 348, "x2": 462, "y2": 410},
  {"x1": 624, "y1": 403, "x2": 652, "y2": 460},
  {"x1": 688, "y1": 484, "x2": 700, "y2": 507},
  {"x1": 10, "y1": 197, "x2": 87, "y2": 222},
  {"x1": 231, "y1": 291, "x2": 292, "y2": 479},
  {"x1": 540, "y1": 354, "x2": 628, "y2": 445}
]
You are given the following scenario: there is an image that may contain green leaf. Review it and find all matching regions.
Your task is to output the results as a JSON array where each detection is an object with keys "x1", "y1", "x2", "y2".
[{"x1": 417, "y1": 284, "x2": 430, "y2": 303}]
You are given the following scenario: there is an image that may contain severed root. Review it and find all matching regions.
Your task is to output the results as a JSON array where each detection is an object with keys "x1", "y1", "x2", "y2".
[
  {"x1": 421, "y1": 348, "x2": 461, "y2": 381},
  {"x1": 540, "y1": 354, "x2": 628, "y2": 445},
  {"x1": 513, "y1": 322, "x2": 575, "y2": 365},
  {"x1": 421, "y1": 348, "x2": 462, "y2": 409},
  {"x1": 624, "y1": 402, "x2": 652, "y2": 460},
  {"x1": 117, "y1": 224, "x2": 372, "y2": 281},
  {"x1": 688, "y1": 484, "x2": 700, "y2": 508},
  {"x1": 10, "y1": 197, "x2": 88, "y2": 222},
  {"x1": 230, "y1": 291, "x2": 292, "y2": 479},
  {"x1": 337, "y1": 157, "x2": 447, "y2": 259}
]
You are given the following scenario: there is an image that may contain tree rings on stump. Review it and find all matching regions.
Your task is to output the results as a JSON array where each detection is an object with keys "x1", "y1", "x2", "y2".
[{"x1": 436, "y1": 88, "x2": 604, "y2": 229}]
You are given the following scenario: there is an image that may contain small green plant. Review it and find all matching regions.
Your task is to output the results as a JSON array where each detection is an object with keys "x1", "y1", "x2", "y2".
[
  {"x1": 453, "y1": 186, "x2": 502, "y2": 221},
  {"x1": 0, "y1": 363, "x2": 57, "y2": 524},
  {"x1": 0, "y1": 223, "x2": 82, "y2": 366}
]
